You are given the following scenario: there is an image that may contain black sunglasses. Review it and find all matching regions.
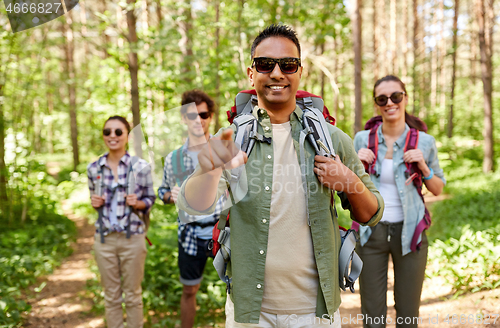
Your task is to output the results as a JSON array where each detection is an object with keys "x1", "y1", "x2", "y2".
[
  {"x1": 252, "y1": 57, "x2": 301, "y2": 74},
  {"x1": 373, "y1": 92, "x2": 406, "y2": 106},
  {"x1": 185, "y1": 112, "x2": 211, "y2": 120},
  {"x1": 103, "y1": 128, "x2": 124, "y2": 136}
]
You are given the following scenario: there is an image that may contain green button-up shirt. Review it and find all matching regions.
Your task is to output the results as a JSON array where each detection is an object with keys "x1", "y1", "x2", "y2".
[{"x1": 178, "y1": 105, "x2": 383, "y2": 323}]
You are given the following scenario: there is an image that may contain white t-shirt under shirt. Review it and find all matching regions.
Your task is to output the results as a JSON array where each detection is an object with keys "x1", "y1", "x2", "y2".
[
  {"x1": 260, "y1": 122, "x2": 319, "y2": 315},
  {"x1": 379, "y1": 159, "x2": 404, "y2": 223}
]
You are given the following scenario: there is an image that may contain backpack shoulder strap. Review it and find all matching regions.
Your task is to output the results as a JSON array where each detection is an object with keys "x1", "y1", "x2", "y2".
[
  {"x1": 96, "y1": 161, "x2": 105, "y2": 243},
  {"x1": 366, "y1": 126, "x2": 379, "y2": 175},
  {"x1": 300, "y1": 97, "x2": 336, "y2": 157},
  {"x1": 171, "y1": 146, "x2": 192, "y2": 186}
]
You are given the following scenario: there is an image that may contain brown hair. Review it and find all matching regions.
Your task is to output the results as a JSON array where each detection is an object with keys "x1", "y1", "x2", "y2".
[
  {"x1": 181, "y1": 89, "x2": 215, "y2": 115},
  {"x1": 104, "y1": 116, "x2": 131, "y2": 134},
  {"x1": 373, "y1": 75, "x2": 426, "y2": 132}
]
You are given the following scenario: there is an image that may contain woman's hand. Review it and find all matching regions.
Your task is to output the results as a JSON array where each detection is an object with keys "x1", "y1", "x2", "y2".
[
  {"x1": 91, "y1": 195, "x2": 105, "y2": 209},
  {"x1": 403, "y1": 149, "x2": 428, "y2": 173},
  {"x1": 126, "y1": 193, "x2": 139, "y2": 209},
  {"x1": 357, "y1": 148, "x2": 376, "y2": 165}
]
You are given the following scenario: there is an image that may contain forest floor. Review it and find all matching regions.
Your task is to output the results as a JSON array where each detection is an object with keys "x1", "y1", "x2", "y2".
[
  {"x1": 21, "y1": 196, "x2": 500, "y2": 328},
  {"x1": 22, "y1": 201, "x2": 104, "y2": 328}
]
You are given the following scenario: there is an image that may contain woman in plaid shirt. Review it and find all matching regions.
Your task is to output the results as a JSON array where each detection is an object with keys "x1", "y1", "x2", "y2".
[{"x1": 87, "y1": 116, "x2": 155, "y2": 328}]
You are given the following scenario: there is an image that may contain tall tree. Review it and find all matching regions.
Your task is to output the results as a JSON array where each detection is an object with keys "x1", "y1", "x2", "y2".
[
  {"x1": 401, "y1": 0, "x2": 409, "y2": 80},
  {"x1": 412, "y1": 0, "x2": 419, "y2": 114},
  {"x1": 448, "y1": 0, "x2": 459, "y2": 138},
  {"x1": 372, "y1": 0, "x2": 379, "y2": 82},
  {"x1": 390, "y1": 0, "x2": 397, "y2": 74},
  {"x1": 475, "y1": 0, "x2": 494, "y2": 172},
  {"x1": 0, "y1": 69, "x2": 7, "y2": 208},
  {"x1": 213, "y1": 0, "x2": 222, "y2": 132},
  {"x1": 126, "y1": 0, "x2": 143, "y2": 157},
  {"x1": 178, "y1": 0, "x2": 194, "y2": 84},
  {"x1": 353, "y1": 0, "x2": 363, "y2": 133},
  {"x1": 62, "y1": 11, "x2": 80, "y2": 171}
]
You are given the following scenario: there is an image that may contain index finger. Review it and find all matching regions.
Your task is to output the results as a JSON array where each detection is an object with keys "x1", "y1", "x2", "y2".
[
  {"x1": 220, "y1": 128, "x2": 233, "y2": 141},
  {"x1": 314, "y1": 155, "x2": 331, "y2": 163}
]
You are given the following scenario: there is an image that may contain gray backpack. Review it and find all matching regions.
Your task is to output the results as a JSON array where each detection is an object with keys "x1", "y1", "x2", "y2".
[{"x1": 212, "y1": 92, "x2": 362, "y2": 293}]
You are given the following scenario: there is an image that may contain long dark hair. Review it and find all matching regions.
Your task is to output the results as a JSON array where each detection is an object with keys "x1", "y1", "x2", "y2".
[
  {"x1": 104, "y1": 116, "x2": 131, "y2": 134},
  {"x1": 373, "y1": 75, "x2": 427, "y2": 132}
]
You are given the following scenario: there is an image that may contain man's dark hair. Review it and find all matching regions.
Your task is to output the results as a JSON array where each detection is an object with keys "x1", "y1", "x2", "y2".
[
  {"x1": 104, "y1": 116, "x2": 131, "y2": 134},
  {"x1": 181, "y1": 89, "x2": 215, "y2": 115},
  {"x1": 251, "y1": 24, "x2": 301, "y2": 59}
]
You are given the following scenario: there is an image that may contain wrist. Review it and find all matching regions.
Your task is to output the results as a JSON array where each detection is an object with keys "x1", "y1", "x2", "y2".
[{"x1": 423, "y1": 167, "x2": 434, "y2": 180}]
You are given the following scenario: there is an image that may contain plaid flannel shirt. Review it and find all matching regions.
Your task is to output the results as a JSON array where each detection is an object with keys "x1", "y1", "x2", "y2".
[
  {"x1": 87, "y1": 152, "x2": 156, "y2": 236},
  {"x1": 158, "y1": 139, "x2": 223, "y2": 256}
]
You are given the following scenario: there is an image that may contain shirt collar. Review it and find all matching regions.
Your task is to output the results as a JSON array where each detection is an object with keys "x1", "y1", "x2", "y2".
[
  {"x1": 98, "y1": 152, "x2": 130, "y2": 167},
  {"x1": 251, "y1": 104, "x2": 303, "y2": 123},
  {"x1": 376, "y1": 123, "x2": 410, "y2": 147}
]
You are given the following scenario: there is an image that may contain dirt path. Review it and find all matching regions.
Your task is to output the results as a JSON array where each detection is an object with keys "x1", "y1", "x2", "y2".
[
  {"x1": 339, "y1": 258, "x2": 500, "y2": 328},
  {"x1": 23, "y1": 202, "x2": 104, "y2": 328},
  {"x1": 21, "y1": 196, "x2": 499, "y2": 328}
]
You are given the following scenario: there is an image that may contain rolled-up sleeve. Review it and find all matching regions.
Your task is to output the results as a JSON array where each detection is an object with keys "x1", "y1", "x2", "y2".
[
  {"x1": 332, "y1": 128, "x2": 384, "y2": 227},
  {"x1": 426, "y1": 135, "x2": 446, "y2": 185}
]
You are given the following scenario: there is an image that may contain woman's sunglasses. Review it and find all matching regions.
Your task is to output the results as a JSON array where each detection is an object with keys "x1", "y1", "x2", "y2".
[
  {"x1": 103, "y1": 128, "x2": 124, "y2": 136},
  {"x1": 185, "y1": 112, "x2": 211, "y2": 120},
  {"x1": 374, "y1": 92, "x2": 406, "y2": 106},
  {"x1": 252, "y1": 57, "x2": 301, "y2": 74}
]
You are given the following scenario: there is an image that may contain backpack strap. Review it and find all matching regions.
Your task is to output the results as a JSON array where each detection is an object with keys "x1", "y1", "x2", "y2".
[
  {"x1": 172, "y1": 147, "x2": 192, "y2": 187},
  {"x1": 126, "y1": 156, "x2": 140, "y2": 239},
  {"x1": 96, "y1": 164, "x2": 105, "y2": 243},
  {"x1": 404, "y1": 129, "x2": 432, "y2": 252},
  {"x1": 338, "y1": 228, "x2": 363, "y2": 293},
  {"x1": 365, "y1": 126, "x2": 379, "y2": 175}
]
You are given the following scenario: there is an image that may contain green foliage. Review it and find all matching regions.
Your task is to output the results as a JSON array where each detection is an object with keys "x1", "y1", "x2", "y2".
[
  {"x1": 427, "y1": 225, "x2": 500, "y2": 297},
  {"x1": 81, "y1": 202, "x2": 226, "y2": 327},
  {"x1": 0, "y1": 197, "x2": 76, "y2": 326},
  {"x1": 425, "y1": 140, "x2": 500, "y2": 296}
]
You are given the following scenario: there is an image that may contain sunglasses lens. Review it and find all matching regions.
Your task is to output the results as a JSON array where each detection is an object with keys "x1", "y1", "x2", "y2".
[
  {"x1": 390, "y1": 92, "x2": 404, "y2": 104},
  {"x1": 186, "y1": 113, "x2": 198, "y2": 120},
  {"x1": 279, "y1": 59, "x2": 299, "y2": 74},
  {"x1": 115, "y1": 129, "x2": 123, "y2": 136},
  {"x1": 198, "y1": 112, "x2": 210, "y2": 119},
  {"x1": 374, "y1": 96, "x2": 388, "y2": 106},
  {"x1": 254, "y1": 58, "x2": 275, "y2": 73},
  {"x1": 103, "y1": 128, "x2": 111, "y2": 136}
]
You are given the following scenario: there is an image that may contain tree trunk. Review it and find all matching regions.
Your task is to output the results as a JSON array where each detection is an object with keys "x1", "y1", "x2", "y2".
[
  {"x1": 353, "y1": 0, "x2": 363, "y2": 134},
  {"x1": 438, "y1": 0, "x2": 447, "y2": 113},
  {"x1": 373, "y1": 0, "x2": 379, "y2": 82},
  {"x1": 401, "y1": 0, "x2": 409, "y2": 80},
  {"x1": 101, "y1": 0, "x2": 110, "y2": 58},
  {"x1": 430, "y1": 2, "x2": 439, "y2": 112},
  {"x1": 475, "y1": 0, "x2": 494, "y2": 172},
  {"x1": 62, "y1": 12, "x2": 80, "y2": 171},
  {"x1": 412, "y1": 0, "x2": 419, "y2": 114},
  {"x1": 178, "y1": 1, "x2": 193, "y2": 84},
  {"x1": 0, "y1": 79, "x2": 7, "y2": 207},
  {"x1": 127, "y1": 0, "x2": 142, "y2": 157},
  {"x1": 448, "y1": 0, "x2": 459, "y2": 138},
  {"x1": 214, "y1": 0, "x2": 221, "y2": 132},
  {"x1": 390, "y1": 0, "x2": 397, "y2": 74}
]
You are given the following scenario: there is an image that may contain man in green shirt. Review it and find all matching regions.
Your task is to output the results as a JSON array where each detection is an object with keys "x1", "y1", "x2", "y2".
[{"x1": 178, "y1": 24, "x2": 383, "y2": 327}]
